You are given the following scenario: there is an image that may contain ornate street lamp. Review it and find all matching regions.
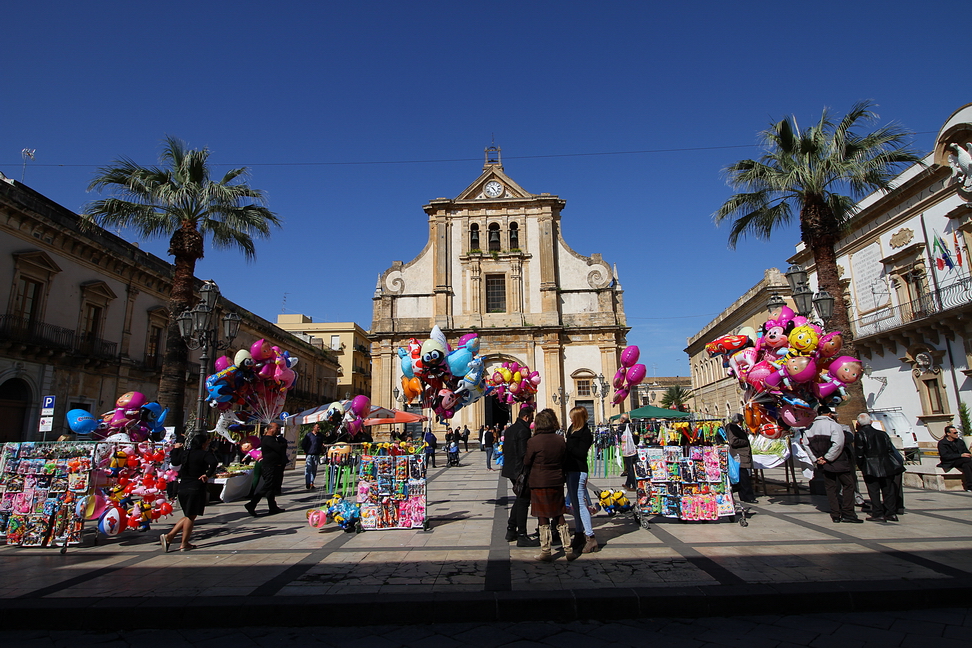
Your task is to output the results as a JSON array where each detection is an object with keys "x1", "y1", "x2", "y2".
[
  {"x1": 179, "y1": 281, "x2": 241, "y2": 437},
  {"x1": 592, "y1": 373, "x2": 610, "y2": 426},
  {"x1": 783, "y1": 263, "x2": 834, "y2": 323},
  {"x1": 551, "y1": 386, "x2": 571, "y2": 422},
  {"x1": 766, "y1": 293, "x2": 787, "y2": 314},
  {"x1": 813, "y1": 290, "x2": 835, "y2": 324}
]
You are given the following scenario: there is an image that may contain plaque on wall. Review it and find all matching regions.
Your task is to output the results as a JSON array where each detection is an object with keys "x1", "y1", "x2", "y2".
[{"x1": 851, "y1": 242, "x2": 890, "y2": 313}]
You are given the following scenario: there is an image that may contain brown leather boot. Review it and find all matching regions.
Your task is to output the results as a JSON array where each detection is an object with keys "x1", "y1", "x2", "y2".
[{"x1": 582, "y1": 534, "x2": 599, "y2": 553}]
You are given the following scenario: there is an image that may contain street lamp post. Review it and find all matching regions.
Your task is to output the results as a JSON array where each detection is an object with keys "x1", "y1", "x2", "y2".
[
  {"x1": 593, "y1": 373, "x2": 610, "y2": 425},
  {"x1": 551, "y1": 386, "x2": 571, "y2": 423},
  {"x1": 177, "y1": 281, "x2": 241, "y2": 438}
]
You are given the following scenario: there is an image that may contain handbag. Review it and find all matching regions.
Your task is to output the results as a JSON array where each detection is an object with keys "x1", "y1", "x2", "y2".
[
  {"x1": 727, "y1": 452, "x2": 741, "y2": 485},
  {"x1": 888, "y1": 446, "x2": 906, "y2": 476},
  {"x1": 512, "y1": 467, "x2": 531, "y2": 497}
]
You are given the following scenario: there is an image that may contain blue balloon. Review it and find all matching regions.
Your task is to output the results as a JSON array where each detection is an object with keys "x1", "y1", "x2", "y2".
[{"x1": 66, "y1": 409, "x2": 99, "y2": 435}]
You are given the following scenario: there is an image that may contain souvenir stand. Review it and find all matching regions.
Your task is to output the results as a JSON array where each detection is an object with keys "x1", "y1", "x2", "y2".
[
  {"x1": 307, "y1": 441, "x2": 430, "y2": 532},
  {"x1": 632, "y1": 419, "x2": 748, "y2": 528},
  {"x1": 0, "y1": 441, "x2": 96, "y2": 552}
]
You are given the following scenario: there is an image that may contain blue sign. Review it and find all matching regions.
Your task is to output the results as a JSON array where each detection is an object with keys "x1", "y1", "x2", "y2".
[{"x1": 42, "y1": 395, "x2": 56, "y2": 410}]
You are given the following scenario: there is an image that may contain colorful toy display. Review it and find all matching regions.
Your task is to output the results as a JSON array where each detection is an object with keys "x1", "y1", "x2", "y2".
[
  {"x1": 0, "y1": 442, "x2": 94, "y2": 548},
  {"x1": 91, "y1": 441, "x2": 176, "y2": 536},
  {"x1": 705, "y1": 306, "x2": 861, "y2": 438},
  {"x1": 635, "y1": 445, "x2": 736, "y2": 521}
]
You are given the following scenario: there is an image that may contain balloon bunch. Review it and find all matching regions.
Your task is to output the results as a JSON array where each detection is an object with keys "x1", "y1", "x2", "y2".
[
  {"x1": 66, "y1": 392, "x2": 169, "y2": 442},
  {"x1": 486, "y1": 361, "x2": 541, "y2": 405},
  {"x1": 88, "y1": 442, "x2": 175, "y2": 536},
  {"x1": 315, "y1": 395, "x2": 373, "y2": 439},
  {"x1": 611, "y1": 346, "x2": 647, "y2": 406},
  {"x1": 705, "y1": 305, "x2": 862, "y2": 438},
  {"x1": 206, "y1": 339, "x2": 299, "y2": 424},
  {"x1": 399, "y1": 326, "x2": 490, "y2": 420}
]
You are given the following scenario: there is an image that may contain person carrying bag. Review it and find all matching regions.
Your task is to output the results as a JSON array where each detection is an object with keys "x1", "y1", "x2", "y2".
[{"x1": 854, "y1": 413, "x2": 903, "y2": 522}]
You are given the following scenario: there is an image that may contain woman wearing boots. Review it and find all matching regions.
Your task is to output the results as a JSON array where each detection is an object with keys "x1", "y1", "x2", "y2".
[
  {"x1": 565, "y1": 406, "x2": 598, "y2": 555},
  {"x1": 523, "y1": 408, "x2": 574, "y2": 561}
]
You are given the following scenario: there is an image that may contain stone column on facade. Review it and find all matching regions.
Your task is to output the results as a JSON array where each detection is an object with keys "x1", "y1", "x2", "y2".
[
  {"x1": 433, "y1": 214, "x2": 452, "y2": 328},
  {"x1": 510, "y1": 257, "x2": 523, "y2": 319},
  {"x1": 537, "y1": 212, "x2": 559, "y2": 326},
  {"x1": 470, "y1": 257, "x2": 483, "y2": 327},
  {"x1": 542, "y1": 339, "x2": 565, "y2": 421},
  {"x1": 120, "y1": 285, "x2": 139, "y2": 359}
]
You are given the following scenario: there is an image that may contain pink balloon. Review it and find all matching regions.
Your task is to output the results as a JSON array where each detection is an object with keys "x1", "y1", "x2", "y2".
[
  {"x1": 214, "y1": 356, "x2": 232, "y2": 372},
  {"x1": 529, "y1": 372, "x2": 541, "y2": 386},
  {"x1": 620, "y1": 345, "x2": 640, "y2": 368},
  {"x1": 250, "y1": 339, "x2": 273, "y2": 361},
  {"x1": 458, "y1": 333, "x2": 478, "y2": 348},
  {"x1": 350, "y1": 394, "x2": 371, "y2": 417},
  {"x1": 613, "y1": 368, "x2": 627, "y2": 390},
  {"x1": 625, "y1": 364, "x2": 646, "y2": 386},
  {"x1": 612, "y1": 387, "x2": 629, "y2": 405},
  {"x1": 493, "y1": 372, "x2": 504, "y2": 385}
]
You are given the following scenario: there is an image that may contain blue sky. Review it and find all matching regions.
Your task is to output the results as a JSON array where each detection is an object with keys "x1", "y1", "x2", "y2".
[{"x1": 2, "y1": 1, "x2": 968, "y2": 377}]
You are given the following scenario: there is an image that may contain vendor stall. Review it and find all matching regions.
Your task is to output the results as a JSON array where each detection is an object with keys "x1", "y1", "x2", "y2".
[
  {"x1": 211, "y1": 466, "x2": 253, "y2": 502},
  {"x1": 0, "y1": 441, "x2": 95, "y2": 549}
]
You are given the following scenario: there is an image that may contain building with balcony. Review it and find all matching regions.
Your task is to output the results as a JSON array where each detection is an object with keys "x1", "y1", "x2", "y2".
[
  {"x1": 0, "y1": 176, "x2": 340, "y2": 442},
  {"x1": 274, "y1": 315, "x2": 372, "y2": 400},
  {"x1": 787, "y1": 104, "x2": 972, "y2": 444}
]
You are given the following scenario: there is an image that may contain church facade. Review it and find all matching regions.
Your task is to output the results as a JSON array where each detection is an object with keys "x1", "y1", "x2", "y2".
[{"x1": 370, "y1": 148, "x2": 630, "y2": 429}]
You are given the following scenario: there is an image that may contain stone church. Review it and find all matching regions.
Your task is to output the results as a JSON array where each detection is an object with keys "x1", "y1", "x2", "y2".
[{"x1": 370, "y1": 148, "x2": 630, "y2": 430}]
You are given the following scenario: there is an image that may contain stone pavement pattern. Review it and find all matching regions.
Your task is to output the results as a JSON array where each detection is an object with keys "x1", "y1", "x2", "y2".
[
  {"x1": 2, "y1": 607, "x2": 970, "y2": 647},
  {"x1": 1, "y1": 448, "x2": 972, "y2": 629}
]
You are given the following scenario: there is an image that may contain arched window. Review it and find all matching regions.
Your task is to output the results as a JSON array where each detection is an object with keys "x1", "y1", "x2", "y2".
[
  {"x1": 470, "y1": 224, "x2": 480, "y2": 252},
  {"x1": 488, "y1": 223, "x2": 501, "y2": 252},
  {"x1": 509, "y1": 222, "x2": 519, "y2": 250}
]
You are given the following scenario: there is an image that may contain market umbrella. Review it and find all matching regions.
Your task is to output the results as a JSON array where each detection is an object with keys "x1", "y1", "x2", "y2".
[
  {"x1": 362, "y1": 406, "x2": 428, "y2": 427},
  {"x1": 285, "y1": 404, "x2": 332, "y2": 425},
  {"x1": 610, "y1": 404, "x2": 692, "y2": 420}
]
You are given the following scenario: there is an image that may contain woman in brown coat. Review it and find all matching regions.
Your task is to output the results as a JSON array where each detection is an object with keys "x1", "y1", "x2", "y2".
[{"x1": 523, "y1": 408, "x2": 573, "y2": 561}]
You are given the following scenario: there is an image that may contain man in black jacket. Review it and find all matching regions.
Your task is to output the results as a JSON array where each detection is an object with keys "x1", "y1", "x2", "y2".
[
  {"x1": 245, "y1": 422, "x2": 287, "y2": 516},
  {"x1": 855, "y1": 413, "x2": 899, "y2": 521},
  {"x1": 802, "y1": 406, "x2": 862, "y2": 523},
  {"x1": 938, "y1": 425, "x2": 972, "y2": 491},
  {"x1": 501, "y1": 406, "x2": 539, "y2": 547}
]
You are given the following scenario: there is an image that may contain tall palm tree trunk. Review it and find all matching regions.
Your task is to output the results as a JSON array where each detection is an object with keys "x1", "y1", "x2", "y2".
[
  {"x1": 159, "y1": 224, "x2": 204, "y2": 437},
  {"x1": 811, "y1": 243, "x2": 866, "y2": 419}
]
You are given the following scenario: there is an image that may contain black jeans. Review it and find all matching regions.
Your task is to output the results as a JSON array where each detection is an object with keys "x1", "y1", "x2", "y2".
[
  {"x1": 507, "y1": 478, "x2": 530, "y2": 535},
  {"x1": 952, "y1": 457, "x2": 972, "y2": 489},
  {"x1": 248, "y1": 464, "x2": 281, "y2": 511},
  {"x1": 737, "y1": 467, "x2": 756, "y2": 502},
  {"x1": 623, "y1": 455, "x2": 638, "y2": 489},
  {"x1": 823, "y1": 470, "x2": 857, "y2": 520}
]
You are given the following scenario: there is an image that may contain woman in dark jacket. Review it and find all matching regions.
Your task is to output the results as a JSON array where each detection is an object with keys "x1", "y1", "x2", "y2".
[
  {"x1": 564, "y1": 406, "x2": 597, "y2": 556},
  {"x1": 160, "y1": 433, "x2": 217, "y2": 552},
  {"x1": 727, "y1": 413, "x2": 757, "y2": 503},
  {"x1": 523, "y1": 408, "x2": 571, "y2": 562}
]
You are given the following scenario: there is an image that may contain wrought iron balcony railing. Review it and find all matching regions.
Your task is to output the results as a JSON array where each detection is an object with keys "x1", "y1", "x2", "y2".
[
  {"x1": 851, "y1": 276, "x2": 972, "y2": 338},
  {"x1": 0, "y1": 314, "x2": 118, "y2": 359}
]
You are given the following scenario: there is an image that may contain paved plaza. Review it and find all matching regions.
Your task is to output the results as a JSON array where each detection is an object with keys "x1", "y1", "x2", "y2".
[{"x1": 1, "y1": 448, "x2": 971, "y2": 639}]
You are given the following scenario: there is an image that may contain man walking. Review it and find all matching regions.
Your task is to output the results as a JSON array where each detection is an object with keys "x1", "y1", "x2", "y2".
[
  {"x1": 245, "y1": 422, "x2": 287, "y2": 516},
  {"x1": 461, "y1": 425, "x2": 470, "y2": 452},
  {"x1": 484, "y1": 426, "x2": 495, "y2": 470},
  {"x1": 802, "y1": 406, "x2": 862, "y2": 523},
  {"x1": 301, "y1": 423, "x2": 324, "y2": 490},
  {"x1": 424, "y1": 428, "x2": 438, "y2": 468},
  {"x1": 855, "y1": 413, "x2": 899, "y2": 521},
  {"x1": 501, "y1": 406, "x2": 539, "y2": 547}
]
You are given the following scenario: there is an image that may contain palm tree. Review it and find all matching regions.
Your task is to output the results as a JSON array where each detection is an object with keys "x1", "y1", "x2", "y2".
[
  {"x1": 660, "y1": 385, "x2": 692, "y2": 411},
  {"x1": 83, "y1": 136, "x2": 281, "y2": 435},
  {"x1": 714, "y1": 101, "x2": 922, "y2": 414}
]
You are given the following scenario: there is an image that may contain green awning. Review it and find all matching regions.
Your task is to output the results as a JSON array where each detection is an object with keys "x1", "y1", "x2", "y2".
[{"x1": 609, "y1": 404, "x2": 692, "y2": 420}]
